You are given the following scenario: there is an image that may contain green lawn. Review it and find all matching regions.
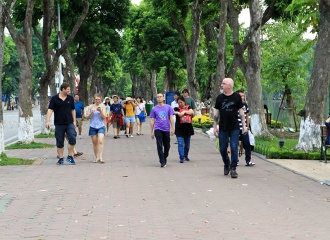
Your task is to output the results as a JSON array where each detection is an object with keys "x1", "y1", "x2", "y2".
[
  {"x1": 0, "y1": 153, "x2": 35, "y2": 166},
  {"x1": 254, "y1": 137, "x2": 321, "y2": 160},
  {"x1": 5, "y1": 141, "x2": 55, "y2": 150}
]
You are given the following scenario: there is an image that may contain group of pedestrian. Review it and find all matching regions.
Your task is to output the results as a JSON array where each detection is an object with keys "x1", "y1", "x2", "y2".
[
  {"x1": 46, "y1": 83, "x2": 148, "y2": 165},
  {"x1": 47, "y1": 79, "x2": 255, "y2": 179}
]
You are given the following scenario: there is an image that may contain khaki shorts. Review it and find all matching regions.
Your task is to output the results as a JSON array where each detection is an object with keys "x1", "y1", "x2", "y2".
[{"x1": 76, "y1": 118, "x2": 83, "y2": 128}]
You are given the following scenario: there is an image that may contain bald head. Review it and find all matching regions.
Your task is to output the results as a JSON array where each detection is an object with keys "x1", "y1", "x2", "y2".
[
  {"x1": 221, "y1": 78, "x2": 234, "y2": 95},
  {"x1": 223, "y1": 78, "x2": 234, "y2": 87}
]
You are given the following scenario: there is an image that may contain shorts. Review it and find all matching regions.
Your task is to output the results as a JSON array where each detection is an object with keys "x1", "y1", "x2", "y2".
[
  {"x1": 55, "y1": 124, "x2": 77, "y2": 148},
  {"x1": 112, "y1": 117, "x2": 121, "y2": 128},
  {"x1": 89, "y1": 126, "x2": 106, "y2": 136},
  {"x1": 76, "y1": 118, "x2": 83, "y2": 128},
  {"x1": 136, "y1": 114, "x2": 146, "y2": 123},
  {"x1": 125, "y1": 116, "x2": 135, "y2": 123}
]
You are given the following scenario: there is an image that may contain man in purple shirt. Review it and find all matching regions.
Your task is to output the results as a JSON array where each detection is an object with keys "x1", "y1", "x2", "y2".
[{"x1": 150, "y1": 93, "x2": 175, "y2": 167}]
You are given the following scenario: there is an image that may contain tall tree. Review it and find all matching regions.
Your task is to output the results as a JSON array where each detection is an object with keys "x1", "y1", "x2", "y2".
[
  {"x1": 0, "y1": 0, "x2": 10, "y2": 152},
  {"x1": 151, "y1": 0, "x2": 209, "y2": 100},
  {"x1": 4, "y1": 0, "x2": 35, "y2": 143},
  {"x1": 296, "y1": 0, "x2": 330, "y2": 150},
  {"x1": 61, "y1": 0, "x2": 130, "y2": 105},
  {"x1": 261, "y1": 23, "x2": 313, "y2": 128},
  {"x1": 212, "y1": 0, "x2": 228, "y2": 106},
  {"x1": 227, "y1": 0, "x2": 280, "y2": 137},
  {"x1": 33, "y1": 0, "x2": 89, "y2": 134}
]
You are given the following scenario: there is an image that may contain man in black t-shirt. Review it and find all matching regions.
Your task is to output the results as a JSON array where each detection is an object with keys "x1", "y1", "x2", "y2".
[
  {"x1": 46, "y1": 83, "x2": 77, "y2": 165},
  {"x1": 213, "y1": 78, "x2": 247, "y2": 178}
]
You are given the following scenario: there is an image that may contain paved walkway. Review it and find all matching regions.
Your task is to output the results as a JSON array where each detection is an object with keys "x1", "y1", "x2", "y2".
[{"x1": 1, "y1": 119, "x2": 330, "y2": 239}]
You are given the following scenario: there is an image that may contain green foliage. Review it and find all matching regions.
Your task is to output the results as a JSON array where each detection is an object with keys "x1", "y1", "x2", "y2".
[
  {"x1": 2, "y1": 36, "x2": 19, "y2": 99},
  {"x1": 3, "y1": 26, "x2": 44, "y2": 101},
  {"x1": 0, "y1": 153, "x2": 35, "y2": 166},
  {"x1": 254, "y1": 137, "x2": 321, "y2": 160},
  {"x1": 286, "y1": 0, "x2": 319, "y2": 34},
  {"x1": 261, "y1": 22, "x2": 313, "y2": 110},
  {"x1": 5, "y1": 142, "x2": 55, "y2": 150},
  {"x1": 35, "y1": 133, "x2": 55, "y2": 138},
  {"x1": 60, "y1": 0, "x2": 130, "y2": 96}
]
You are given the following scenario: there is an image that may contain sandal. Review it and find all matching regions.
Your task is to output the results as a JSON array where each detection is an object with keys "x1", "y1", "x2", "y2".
[
  {"x1": 99, "y1": 159, "x2": 105, "y2": 164},
  {"x1": 74, "y1": 152, "x2": 83, "y2": 158},
  {"x1": 93, "y1": 159, "x2": 100, "y2": 163}
]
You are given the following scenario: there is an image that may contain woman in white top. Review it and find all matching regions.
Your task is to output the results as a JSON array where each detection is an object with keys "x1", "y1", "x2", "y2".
[
  {"x1": 135, "y1": 97, "x2": 147, "y2": 135},
  {"x1": 86, "y1": 93, "x2": 107, "y2": 163},
  {"x1": 103, "y1": 97, "x2": 111, "y2": 135}
]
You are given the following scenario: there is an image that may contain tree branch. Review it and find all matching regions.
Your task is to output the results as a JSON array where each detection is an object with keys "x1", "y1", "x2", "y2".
[{"x1": 55, "y1": 0, "x2": 89, "y2": 59}]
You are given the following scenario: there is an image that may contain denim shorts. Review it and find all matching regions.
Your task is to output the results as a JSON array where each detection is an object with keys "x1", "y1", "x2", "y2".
[
  {"x1": 55, "y1": 124, "x2": 77, "y2": 148},
  {"x1": 125, "y1": 116, "x2": 136, "y2": 123},
  {"x1": 89, "y1": 126, "x2": 106, "y2": 136}
]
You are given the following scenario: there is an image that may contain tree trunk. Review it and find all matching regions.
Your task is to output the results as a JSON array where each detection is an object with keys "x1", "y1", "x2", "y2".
[
  {"x1": 62, "y1": 49, "x2": 76, "y2": 95},
  {"x1": 0, "y1": 2, "x2": 6, "y2": 152},
  {"x1": 76, "y1": 43, "x2": 97, "y2": 106},
  {"x1": 162, "y1": 74, "x2": 168, "y2": 94},
  {"x1": 284, "y1": 86, "x2": 296, "y2": 129},
  {"x1": 5, "y1": 0, "x2": 35, "y2": 143},
  {"x1": 296, "y1": 0, "x2": 330, "y2": 150},
  {"x1": 170, "y1": 0, "x2": 202, "y2": 101},
  {"x1": 211, "y1": 0, "x2": 228, "y2": 110},
  {"x1": 244, "y1": 0, "x2": 270, "y2": 137},
  {"x1": 202, "y1": 21, "x2": 217, "y2": 102},
  {"x1": 150, "y1": 70, "x2": 157, "y2": 101}
]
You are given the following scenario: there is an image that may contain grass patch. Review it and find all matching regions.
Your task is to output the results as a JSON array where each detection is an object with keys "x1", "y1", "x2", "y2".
[
  {"x1": 35, "y1": 133, "x2": 55, "y2": 138},
  {"x1": 254, "y1": 137, "x2": 321, "y2": 160},
  {"x1": 5, "y1": 141, "x2": 55, "y2": 150},
  {"x1": 0, "y1": 153, "x2": 35, "y2": 166}
]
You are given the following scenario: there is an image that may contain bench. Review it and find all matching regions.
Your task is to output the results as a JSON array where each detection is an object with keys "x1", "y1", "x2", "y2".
[{"x1": 320, "y1": 126, "x2": 330, "y2": 163}]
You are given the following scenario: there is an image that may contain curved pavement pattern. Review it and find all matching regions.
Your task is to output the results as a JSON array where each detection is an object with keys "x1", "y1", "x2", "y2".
[{"x1": 1, "y1": 118, "x2": 330, "y2": 239}]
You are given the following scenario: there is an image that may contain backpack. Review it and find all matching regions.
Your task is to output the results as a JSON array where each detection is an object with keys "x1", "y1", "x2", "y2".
[{"x1": 179, "y1": 106, "x2": 192, "y2": 124}]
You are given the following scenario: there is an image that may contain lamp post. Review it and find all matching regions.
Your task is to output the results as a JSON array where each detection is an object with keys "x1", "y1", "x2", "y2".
[{"x1": 278, "y1": 139, "x2": 285, "y2": 150}]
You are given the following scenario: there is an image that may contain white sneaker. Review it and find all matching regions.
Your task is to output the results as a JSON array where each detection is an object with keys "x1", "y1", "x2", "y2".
[
  {"x1": 78, "y1": 135, "x2": 82, "y2": 139},
  {"x1": 130, "y1": 135, "x2": 134, "y2": 138}
]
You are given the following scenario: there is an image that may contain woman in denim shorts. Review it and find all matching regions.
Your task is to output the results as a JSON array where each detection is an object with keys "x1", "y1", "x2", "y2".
[{"x1": 86, "y1": 94, "x2": 107, "y2": 163}]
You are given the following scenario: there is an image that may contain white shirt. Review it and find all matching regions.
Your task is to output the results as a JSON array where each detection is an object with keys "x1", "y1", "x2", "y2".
[{"x1": 171, "y1": 100, "x2": 178, "y2": 109}]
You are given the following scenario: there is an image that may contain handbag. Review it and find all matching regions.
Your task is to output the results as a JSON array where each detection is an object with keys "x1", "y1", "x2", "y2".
[
  {"x1": 179, "y1": 106, "x2": 192, "y2": 124},
  {"x1": 139, "y1": 111, "x2": 146, "y2": 122}
]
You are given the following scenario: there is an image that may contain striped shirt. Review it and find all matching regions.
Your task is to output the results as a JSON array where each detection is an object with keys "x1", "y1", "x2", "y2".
[{"x1": 238, "y1": 102, "x2": 249, "y2": 130}]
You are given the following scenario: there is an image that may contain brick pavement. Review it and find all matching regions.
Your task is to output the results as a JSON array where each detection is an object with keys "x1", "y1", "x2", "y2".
[{"x1": 1, "y1": 119, "x2": 330, "y2": 239}]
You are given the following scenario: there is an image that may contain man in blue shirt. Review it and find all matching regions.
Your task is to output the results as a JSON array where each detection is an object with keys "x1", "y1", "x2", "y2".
[{"x1": 74, "y1": 94, "x2": 84, "y2": 138}]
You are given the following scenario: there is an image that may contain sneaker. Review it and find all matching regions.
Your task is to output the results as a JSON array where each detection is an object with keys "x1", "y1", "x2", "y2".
[
  {"x1": 245, "y1": 161, "x2": 255, "y2": 167},
  {"x1": 224, "y1": 166, "x2": 230, "y2": 175},
  {"x1": 184, "y1": 157, "x2": 190, "y2": 161},
  {"x1": 66, "y1": 156, "x2": 76, "y2": 165},
  {"x1": 56, "y1": 158, "x2": 64, "y2": 165},
  {"x1": 126, "y1": 134, "x2": 129, "y2": 138},
  {"x1": 180, "y1": 159, "x2": 184, "y2": 163},
  {"x1": 130, "y1": 135, "x2": 134, "y2": 138},
  {"x1": 161, "y1": 164, "x2": 167, "y2": 168},
  {"x1": 230, "y1": 169, "x2": 238, "y2": 178},
  {"x1": 78, "y1": 135, "x2": 82, "y2": 139}
]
